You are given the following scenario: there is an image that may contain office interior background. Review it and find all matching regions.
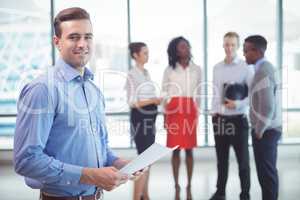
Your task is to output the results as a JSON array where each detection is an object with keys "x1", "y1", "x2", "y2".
[{"x1": 0, "y1": 0, "x2": 300, "y2": 199}]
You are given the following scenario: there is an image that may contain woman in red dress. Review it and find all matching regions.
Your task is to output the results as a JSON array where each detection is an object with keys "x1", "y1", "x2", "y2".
[{"x1": 162, "y1": 36, "x2": 202, "y2": 200}]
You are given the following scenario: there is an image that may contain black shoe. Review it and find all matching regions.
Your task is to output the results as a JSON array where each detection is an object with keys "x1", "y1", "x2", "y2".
[{"x1": 209, "y1": 192, "x2": 226, "y2": 200}]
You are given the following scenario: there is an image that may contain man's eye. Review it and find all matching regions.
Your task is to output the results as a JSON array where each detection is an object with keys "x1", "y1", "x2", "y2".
[{"x1": 69, "y1": 36, "x2": 80, "y2": 40}]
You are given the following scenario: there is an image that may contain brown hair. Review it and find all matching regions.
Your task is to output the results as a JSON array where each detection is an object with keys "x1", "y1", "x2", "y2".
[
  {"x1": 129, "y1": 42, "x2": 147, "y2": 59},
  {"x1": 224, "y1": 31, "x2": 240, "y2": 47},
  {"x1": 54, "y1": 7, "x2": 90, "y2": 37}
]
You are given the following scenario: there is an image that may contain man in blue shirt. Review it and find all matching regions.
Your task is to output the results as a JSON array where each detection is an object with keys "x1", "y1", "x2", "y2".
[{"x1": 13, "y1": 7, "x2": 137, "y2": 200}]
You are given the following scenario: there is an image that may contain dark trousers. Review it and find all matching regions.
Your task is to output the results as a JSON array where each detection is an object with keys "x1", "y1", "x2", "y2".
[
  {"x1": 212, "y1": 115, "x2": 250, "y2": 198},
  {"x1": 252, "y1": 129, "x2": 281, "y2": 200},
  {"x1": 130, "y1": 104, "x2": 157, "y2": 154}
]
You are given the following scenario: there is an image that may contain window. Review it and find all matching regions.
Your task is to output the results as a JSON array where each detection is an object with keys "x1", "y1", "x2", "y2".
[
  {"x1": 282, "y1": 0, "x2": 300, "y2": 139},
  {"x1": 0, "y1": 1, "x2": 51, "y2": 139}
]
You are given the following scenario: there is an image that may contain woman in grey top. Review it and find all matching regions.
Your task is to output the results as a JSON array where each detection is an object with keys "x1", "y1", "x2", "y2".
[{"x1": 125, "y1": 42, "x2": 162, "y2": 200}]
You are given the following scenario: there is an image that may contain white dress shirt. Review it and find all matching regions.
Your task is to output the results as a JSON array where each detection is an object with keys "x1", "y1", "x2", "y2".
[
  {"x1": 161, "y1": 62, "x2": 202, "y2": 107},
  {"x1": 211, "y1": 57, "x2": 254, "y2": 116},
  {"x1": 124, "y1": 66, "x2": 157, "y2": 106}
]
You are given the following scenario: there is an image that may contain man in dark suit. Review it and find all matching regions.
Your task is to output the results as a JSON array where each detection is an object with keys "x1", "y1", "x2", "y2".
[{"x1": 243, "y1": 35, "x2": 282, "y2": 200}]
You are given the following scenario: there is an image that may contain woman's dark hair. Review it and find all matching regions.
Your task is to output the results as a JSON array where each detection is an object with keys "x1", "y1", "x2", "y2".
[
  {"x1": 167, "y1": 36, "x2": 191, "y2": 69},
  {"x1": 54, "y1": 7, "x2": 91, "y2": 38},
  {"x1": 129, "y1": 42, "x2": 147, "y2": 59}
]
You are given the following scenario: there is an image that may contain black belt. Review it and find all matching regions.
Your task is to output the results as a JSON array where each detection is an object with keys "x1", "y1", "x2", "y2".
[
  {"x1": 40, "y1": 189, "x2": 103, "y2": 200},
  {"x1": 216, "y1": 114, "x2": 245, "y2": 119}
]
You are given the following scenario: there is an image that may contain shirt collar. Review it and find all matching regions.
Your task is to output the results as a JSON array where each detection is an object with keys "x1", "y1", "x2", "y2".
[
  {"x1": 176, "y1": 61, "x2": 193, "y2": 69},
  {"x1": 254, "y1": 57, "x2": 266, "y2": 72},
  {"x1": 56, "y1": 58, "x2": 94, "y2": 82},
  {"x1": 133, "y1": 65, "x2": 148, "y2": 76},
  {"x1": 223, "y1": 56, "x2": 239, "y2": 66}
]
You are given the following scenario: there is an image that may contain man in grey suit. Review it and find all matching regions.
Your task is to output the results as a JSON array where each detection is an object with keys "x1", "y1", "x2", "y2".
[{"x1": 243, "y1": 35, "x2": 282, "y2": 200}]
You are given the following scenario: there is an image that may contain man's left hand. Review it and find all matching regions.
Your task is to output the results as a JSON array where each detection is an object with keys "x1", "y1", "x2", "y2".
[
  {"x1": 255, "y1": 132, "x2": 263, "y2": 140},
  {"x1": 130, "y1": 167, "x2": 149, "y2": 181}
]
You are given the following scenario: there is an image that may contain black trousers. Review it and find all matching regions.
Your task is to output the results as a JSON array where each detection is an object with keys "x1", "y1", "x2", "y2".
[
  {"x1": 212, "y1": 114, "x2": 250, "y2": 197},
  {"x1": 130, "y1": 104, "x2": 158, "y2": 154},
  {"x1": 252, "y1": 128, "x2": 281, "y2": 200}
]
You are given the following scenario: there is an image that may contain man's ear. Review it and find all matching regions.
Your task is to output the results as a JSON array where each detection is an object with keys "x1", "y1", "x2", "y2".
[
  {"x1": 132, "y1": 52, "x2": 138, "y2": 60},
  {"x1": 53, "y1": 35, "x2": 61, "y2": 51}
]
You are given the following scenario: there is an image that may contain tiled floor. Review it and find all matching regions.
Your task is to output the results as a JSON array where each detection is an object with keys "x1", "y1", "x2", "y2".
[{"x1": 1, "y1": 146, "x2": 300, "y2": 200}]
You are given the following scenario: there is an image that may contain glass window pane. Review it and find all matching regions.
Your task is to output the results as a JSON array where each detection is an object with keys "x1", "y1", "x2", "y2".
[
  {"x1": 0, "y1": 1, "x2": 51, "y2": 139},
  {"x1": 283, "y1": 0, "x2": 300, "y2": 109},
  {"x1": 0, "y1": 1, "x2": 51, "y2": 115},
  {"x1": 282, "y1": 112, "x2": 300, "y2": 142}
]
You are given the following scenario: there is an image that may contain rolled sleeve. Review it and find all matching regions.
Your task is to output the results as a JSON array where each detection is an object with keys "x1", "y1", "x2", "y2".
[
  {"x1": 105, "y1": 149, "x2": 119, "y2": 166},
  {"x1": 125, "y1": 74, "x2": 137, "y2": 106},
  {"x1": 61, "y1": 163, "x2": 83, "y2": 185}
]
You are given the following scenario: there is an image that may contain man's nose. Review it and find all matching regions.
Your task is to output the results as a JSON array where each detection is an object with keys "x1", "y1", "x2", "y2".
[{"x1": 77, "y1": 37, "x2": 88, "y2": 48}]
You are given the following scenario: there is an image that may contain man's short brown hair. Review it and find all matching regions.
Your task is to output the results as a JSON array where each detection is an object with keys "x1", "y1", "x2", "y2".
[
  {"x1": 224, "y1": 31, "x2": 240, "y2": 47},
  {"x1": 54, "y1": 7, "x2": 90, "y2": 37}
]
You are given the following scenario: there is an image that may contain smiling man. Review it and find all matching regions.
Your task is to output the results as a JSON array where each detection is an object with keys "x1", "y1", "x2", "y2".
[
  {"x1": 13, "y1": 7, "x2": 140, "y2": 200},
  {"x1": 210, "y1": 32, "x2": 254, "y2": 200}
]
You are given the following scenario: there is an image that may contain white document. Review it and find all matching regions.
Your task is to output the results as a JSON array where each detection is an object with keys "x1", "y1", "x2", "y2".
[{"x1": 119, "y1": 143, "x2": 178, "y2": 175}]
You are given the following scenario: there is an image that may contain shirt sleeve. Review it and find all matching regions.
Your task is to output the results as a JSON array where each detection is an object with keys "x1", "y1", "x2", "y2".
[
  {"x1": 98, "y1": 96, "x2": 119, "y2": 167},
  {"x1": 13, "y1": 83, "x2": 83, "y2": 186},
  {"x1": 124, "y1": 73, "x2": 137, "y2": 106},
  {"x1": 211, "y1": 65, "x2": 222, "y2": 114},
  {"x1": 103, "y1": 126, "x2": 119, "y2": 167},
  {"x1": 161, "y1": 67, "x2": 170, "y2": 111},
  {"x1": 254, "y1": 66, "x2": 276, "y2": 136},
  {"x1": 235, "y1": 66, "x2": 255, "y2": 110}
]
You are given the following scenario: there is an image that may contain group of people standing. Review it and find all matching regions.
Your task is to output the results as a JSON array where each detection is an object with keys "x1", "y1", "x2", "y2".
[
  {"x1": 125, "y1": 32, "x2": 281, "y2": 200},
  {"x1": 13, "y1": 7, "x2": 281, "y2": 200}
]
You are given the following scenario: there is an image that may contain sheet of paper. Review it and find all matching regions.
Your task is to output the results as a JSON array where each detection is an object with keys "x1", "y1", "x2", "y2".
[{"x1": 119, "y1": 143, "x2": 178, "y2": 175}]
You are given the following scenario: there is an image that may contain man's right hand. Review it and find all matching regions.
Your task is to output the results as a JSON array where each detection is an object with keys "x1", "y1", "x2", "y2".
[
  {"x1": 80, "y1": 167, "x2": 129, "y2": 191},
  {"x1": 153, "y1": 97, "x2": 163, "y2": 105}
]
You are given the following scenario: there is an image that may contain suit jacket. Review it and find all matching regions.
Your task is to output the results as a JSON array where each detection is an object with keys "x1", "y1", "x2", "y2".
[{"x1": 249, "y1": 60, "x2": 282, "y2": 137}]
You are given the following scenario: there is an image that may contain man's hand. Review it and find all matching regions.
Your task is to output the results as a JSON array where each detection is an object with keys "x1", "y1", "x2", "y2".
[
  {"x1": 150, "y1": 97, "x2": 163, "y2": 105},
  {"x1": 224, "y1": 99, "x2": 236, "y2": 109},
  {"x1": 80, "y1": 167, "x2": 129, "y2": 191},
  {"x1": 112, "y1": 158, "x2": 130, "y2": 170},
  {"x1": 112, "y1": 158, "x2": 148, "y2": 181},
  {"x1": 130, "y1": 167, "x2": 149, "y2": 181},
  {"x1": 255, "y1": 132, "x2": 263, "y2": 140}
]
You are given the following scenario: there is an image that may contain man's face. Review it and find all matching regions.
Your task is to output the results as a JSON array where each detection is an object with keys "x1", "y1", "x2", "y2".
[
  {"x1": 243, "y1": 42, "x2": 259, "y2": 65},
  {"x1": 54, "y1": 19, "x2": 93, "y2": 69},
  {"x1": 223, "y1": 36, "x2": 239, "y2": 58}
]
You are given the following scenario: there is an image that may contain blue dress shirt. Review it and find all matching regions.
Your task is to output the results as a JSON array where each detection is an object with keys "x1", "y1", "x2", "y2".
[{"x1": 13, "y1": 58, "x2": 118, "y2": 196}]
